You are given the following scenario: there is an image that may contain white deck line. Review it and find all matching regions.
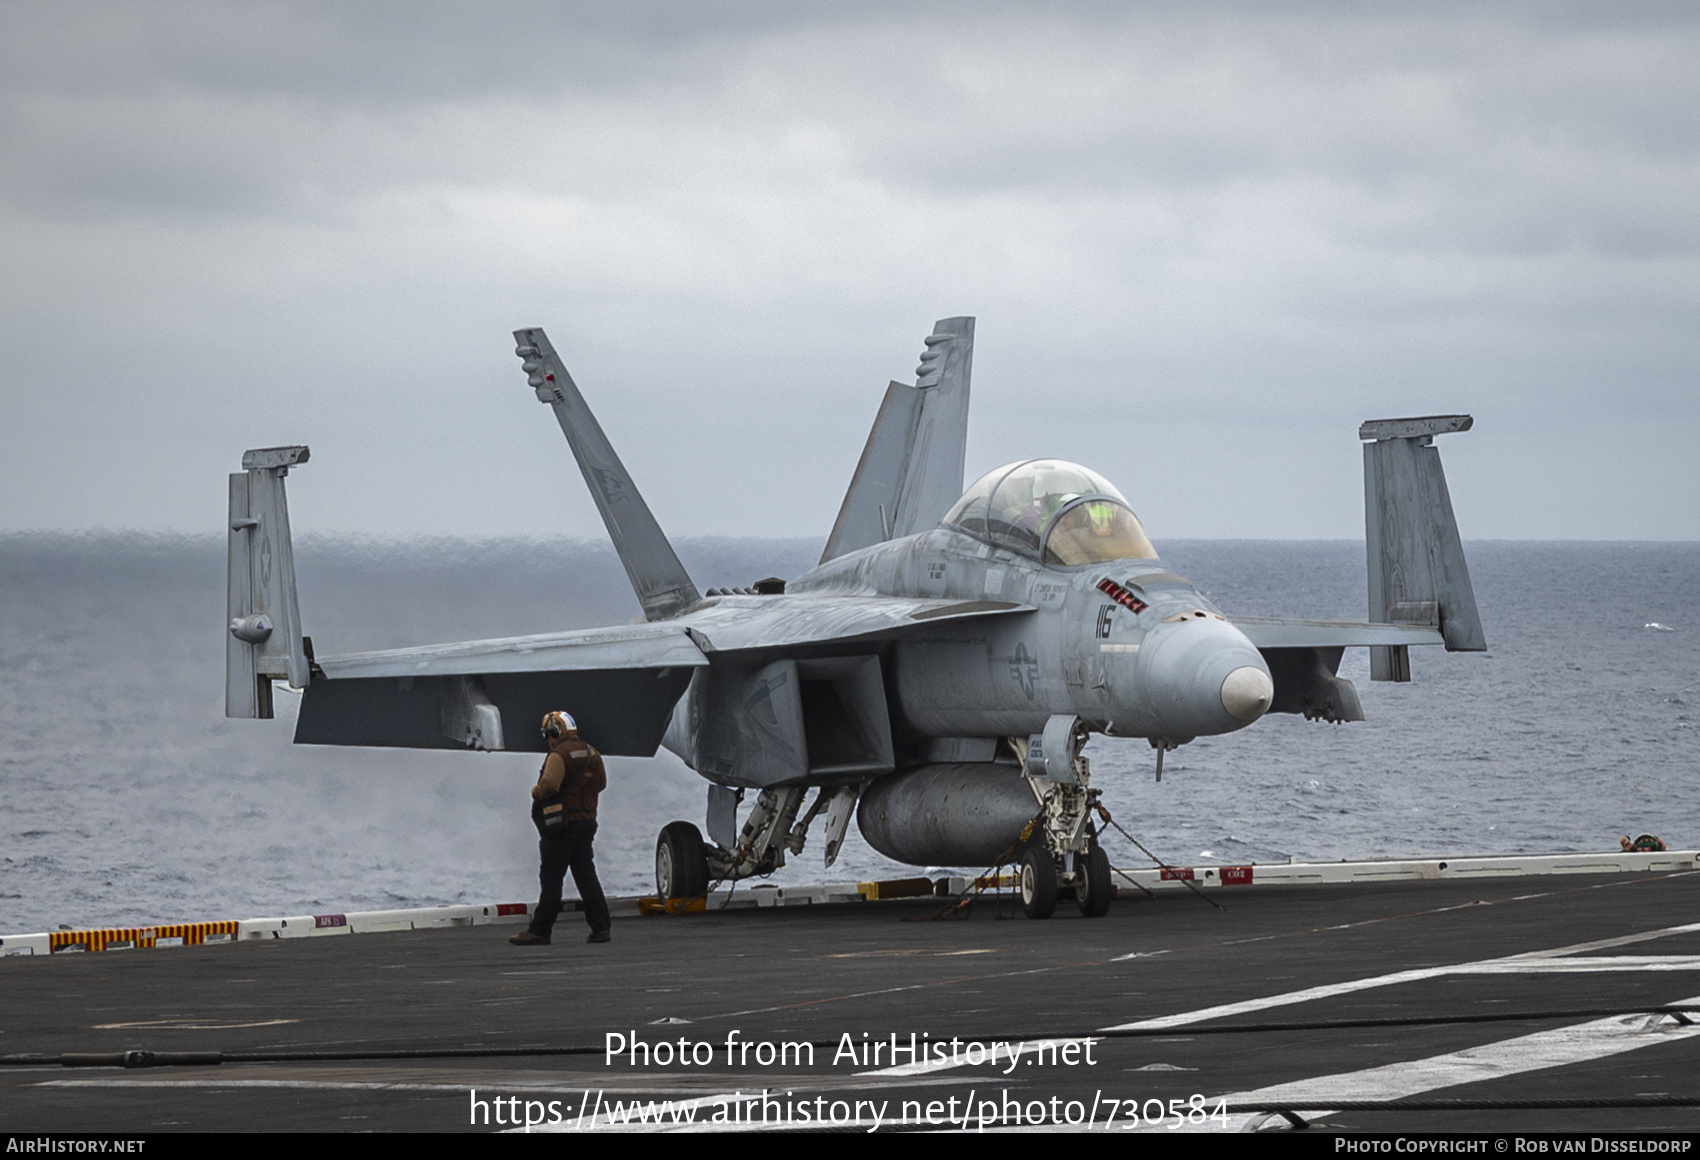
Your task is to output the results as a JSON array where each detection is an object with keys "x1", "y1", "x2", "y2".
[
  {"x1": 1103, "y1": 923, "x2": 1700, "y2": 1033},
  {"x1": 856, "y1": 921, "x2": 1700, "y2": 1082},
  {"x1": 1176, "y1": 994, "x2": 1700, "y2": 1134},
  {"x1": 868, "y1": 950, "x2": 1700, "y2": 1080},
  {"x1": 863, "y1": 918, "x2": 1700, "y2": 1102}
]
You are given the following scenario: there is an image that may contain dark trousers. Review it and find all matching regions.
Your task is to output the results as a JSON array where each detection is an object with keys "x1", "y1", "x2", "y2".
[{"x1": 530, "y1": 820, "x2": 610, "y2": 937}]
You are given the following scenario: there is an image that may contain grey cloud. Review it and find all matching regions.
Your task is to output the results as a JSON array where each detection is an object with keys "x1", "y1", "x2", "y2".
[{"x1": 0, "y1": 3, "x2": 1695, "y2": 540}]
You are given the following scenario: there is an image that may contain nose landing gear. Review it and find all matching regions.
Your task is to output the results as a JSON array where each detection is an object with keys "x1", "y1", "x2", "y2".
[
  {"x1": 1075, "y1": 839, "x2": 1112, "y2": 918},
  {"x1": 1018, "y1": 714, "x2": 1113, "y2": 919},
  {"x1": 1019, "y1": 847, "x2": 1058, "y2": 919}
]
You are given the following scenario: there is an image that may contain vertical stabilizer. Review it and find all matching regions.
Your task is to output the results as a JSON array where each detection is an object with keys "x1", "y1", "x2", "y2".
[
  {"x1": 514, "y1": 327, "x2": 700, "y2": 621},
  {"x1": 820, "y1": 380, "x2": 922, "y2": 562},
  {"x1": 820, "y1": 316, "x2": 974, "y2": 562},
  {"x1": 1362, "y1": 415, "x2": 1486, "y2": 681},
  {"x1": 891, "y1": 316, "x2": 974, "y2": 537},
  {"x1": 226, "y1": 445, "x2": 311, "y2": 717}
]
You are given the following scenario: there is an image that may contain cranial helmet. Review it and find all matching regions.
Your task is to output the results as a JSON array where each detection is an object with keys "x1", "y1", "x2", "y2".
[{"x1": 541, "y1": 711, "x2": 577, "y2": 740}]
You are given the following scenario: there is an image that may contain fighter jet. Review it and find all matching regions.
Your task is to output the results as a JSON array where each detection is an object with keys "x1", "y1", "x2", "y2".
[{"x1": 225, "y1": 318, "x2": 1485, "y2": 919}]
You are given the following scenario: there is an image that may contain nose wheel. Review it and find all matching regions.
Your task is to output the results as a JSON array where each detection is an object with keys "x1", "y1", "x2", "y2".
[
  {"x1": 656, "y1": 821, "x2": 709, "y2": 900},
  {"x1": 1019, "y1": 840, "x2": 1112, "y2": 919},
  {"x1": 1076, "y1": 840, "x2": 1112, "y2": 917},
  {"x1": 1019, "y1": 848, "x2": 1058, "y2": 919}
]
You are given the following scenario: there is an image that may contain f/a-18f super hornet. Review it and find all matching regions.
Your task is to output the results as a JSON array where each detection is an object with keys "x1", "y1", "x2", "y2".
[{"x1": 226, "y1": 318, "x2": 1485, "y2": 918}]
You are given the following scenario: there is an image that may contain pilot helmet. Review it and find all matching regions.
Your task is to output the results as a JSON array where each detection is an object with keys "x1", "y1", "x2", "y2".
[{"x1": 541, "y1": 711, "x2": 577, "y2": 740}]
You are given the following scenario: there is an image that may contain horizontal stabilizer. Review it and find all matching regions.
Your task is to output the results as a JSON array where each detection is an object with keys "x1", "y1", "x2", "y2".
[{"x1": 514, "y1": 327, "x2": 700, "y2": 620}]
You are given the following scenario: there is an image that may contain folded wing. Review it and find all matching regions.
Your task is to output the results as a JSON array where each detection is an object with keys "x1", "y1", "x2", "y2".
[
  {"x1": 1229, "y1": 616, "x2": 1445, "y2": 650},
  {"x1": 1227, "y1": 616, "x2": 1449, "y2": 725},
  {"x1": 294, "y1": 623, "x2": 707, "y2": 756},
  {"x1": 293, "y1": 598, "x2": 1033, "y2": 756}
]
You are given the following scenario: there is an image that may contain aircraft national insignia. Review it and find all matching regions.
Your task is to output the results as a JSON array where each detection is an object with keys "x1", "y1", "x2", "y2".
[
  {"x1": 1006, "y1": 642, "x2": 1039, "y2": 700},
  {"x1": 591, "y1": 467, "x2": 627, "y2": 505}
]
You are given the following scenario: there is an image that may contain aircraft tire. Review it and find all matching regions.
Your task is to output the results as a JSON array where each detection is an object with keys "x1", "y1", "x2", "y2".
[
  {"x1": 1076, "y1": 841, "x2": 1112, "y2": 918},
  {"x1": 1019, "y1": 848, "x2": 1058, "y2": 920},
  {"x1": 656, "y1": 821, "x2": 709, "y2": 900}
]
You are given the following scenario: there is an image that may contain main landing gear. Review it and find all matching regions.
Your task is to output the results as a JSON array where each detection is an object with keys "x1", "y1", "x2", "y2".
[
  {"x1": 654, "y1": 784, "x2": 860, "y2": 900},
  {"x1": 655, "y1": 821, "x2": 709, "y2": 900}
]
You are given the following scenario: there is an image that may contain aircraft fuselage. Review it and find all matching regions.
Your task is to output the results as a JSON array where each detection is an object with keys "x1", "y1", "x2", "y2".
[
  {"x1": 660, "y1": 524, "x2": 1273, "y2": 789},
  {"x1": 796, "y1": 526, "x2": 1272, "y2": 747}
]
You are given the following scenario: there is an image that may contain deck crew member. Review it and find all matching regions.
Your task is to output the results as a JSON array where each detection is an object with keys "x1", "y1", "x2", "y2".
[{"x1": 511, "y1": 711, "x2": 611, "y2": 946}]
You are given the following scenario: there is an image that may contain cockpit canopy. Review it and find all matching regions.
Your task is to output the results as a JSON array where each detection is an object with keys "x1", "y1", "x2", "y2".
[{"x1": 942, "y1": 459, "x2": 1158, "y2": 566}]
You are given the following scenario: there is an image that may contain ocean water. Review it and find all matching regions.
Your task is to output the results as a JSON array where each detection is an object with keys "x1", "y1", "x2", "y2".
[{"x1": 0, "y1": 535, "x2": 1694, "y2": 934}]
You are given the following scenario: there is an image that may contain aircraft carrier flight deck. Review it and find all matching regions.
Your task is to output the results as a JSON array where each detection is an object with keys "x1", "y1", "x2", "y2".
[{"x1": 4, "y1": 861, "x2": 1699, "y2": 1135}]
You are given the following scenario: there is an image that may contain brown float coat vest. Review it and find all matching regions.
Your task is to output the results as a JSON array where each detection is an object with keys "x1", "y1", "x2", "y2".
[{"x1": 533, "y1": 735, "x2": 606, "y2": 821}]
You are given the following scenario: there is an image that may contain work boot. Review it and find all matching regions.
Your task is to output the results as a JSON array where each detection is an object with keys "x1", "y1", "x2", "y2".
[
  {"x1": 587, "y1": 930, "x2": 611, "y2": 944},
  {"x1": 509, "y1": 931, "x2": 550, "y2": 946}
]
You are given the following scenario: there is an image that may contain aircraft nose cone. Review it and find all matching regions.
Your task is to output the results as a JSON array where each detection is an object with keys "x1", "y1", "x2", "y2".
[
  {"x1": 1132, "y1": 616, "x2": 1272, "y2": 738},
  {"x1": 1220, "y1": 665, "x2": 1274, "y2": 722}
]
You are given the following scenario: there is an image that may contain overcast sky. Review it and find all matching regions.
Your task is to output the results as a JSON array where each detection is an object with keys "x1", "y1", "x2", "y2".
[{"x1": 3, "y1": 2, "x2": 1696, "y2": 543}]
